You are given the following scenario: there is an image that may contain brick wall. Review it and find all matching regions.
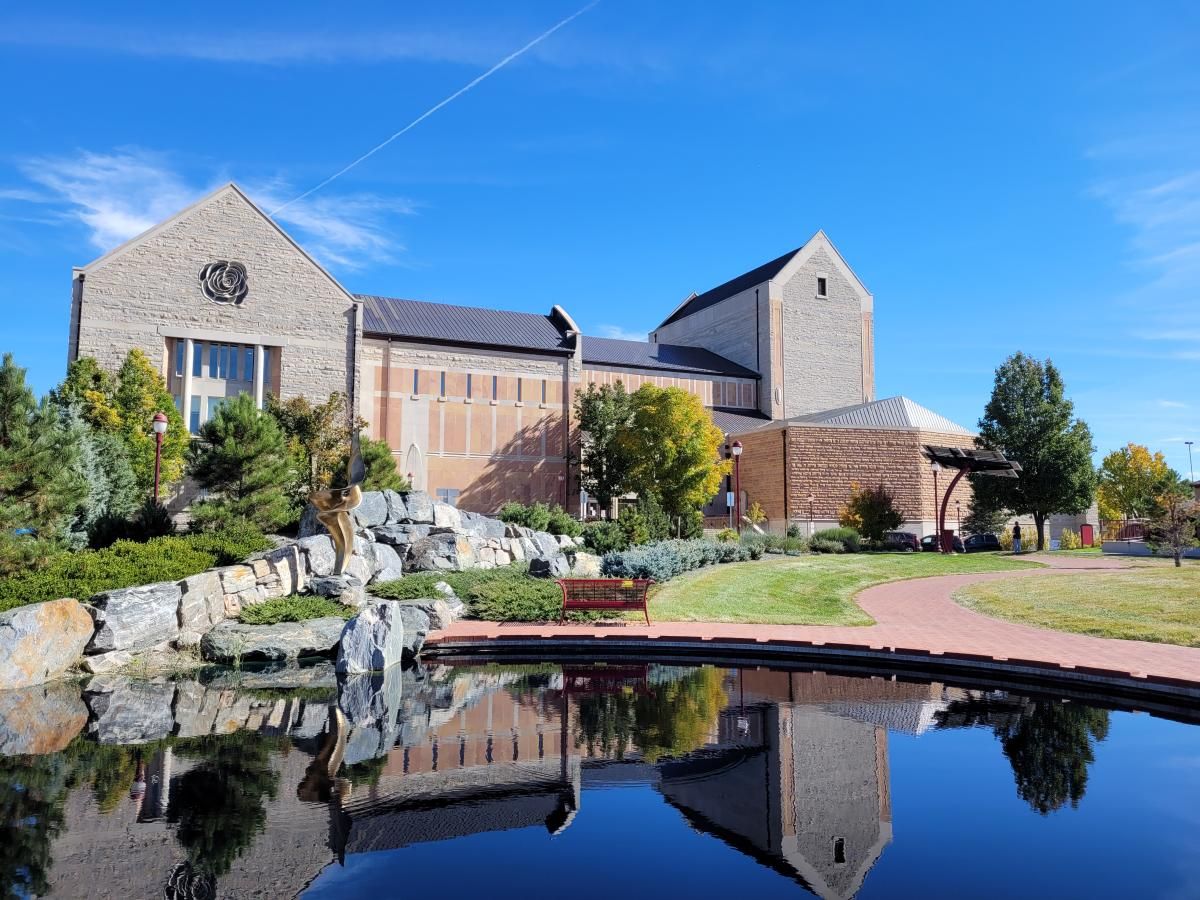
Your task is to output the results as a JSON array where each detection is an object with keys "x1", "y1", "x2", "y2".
[{"x1": 73, "y1": 186, "x2": 356, "y2": 403}]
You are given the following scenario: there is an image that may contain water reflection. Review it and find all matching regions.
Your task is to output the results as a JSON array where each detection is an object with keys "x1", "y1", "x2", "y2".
[{"x1": 0, "y1": 661, "x2": 1185, "y2": 899}]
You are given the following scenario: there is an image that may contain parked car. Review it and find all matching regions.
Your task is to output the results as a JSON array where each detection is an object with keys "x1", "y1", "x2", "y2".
[
  {"x1": 921, "y1": 533, "x2": 965, "y2": 553},
  {"x1": 882, "y1": 531, "x2": 920, "y2": 552},
  {"x1": 963, "y1": 533, "x2": 1001, "y2": 552}
]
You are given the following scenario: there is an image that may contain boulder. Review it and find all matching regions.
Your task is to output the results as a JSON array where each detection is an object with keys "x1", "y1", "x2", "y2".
[
  {"x1": 371, "y1": 524, "x2": 432, "y2": 546},
  {"x1": 462, "y1": 512, "x2": 506, "y2": 540},
  {"x1": 368, "y1": 543, "x2": 404, "y2": 583},
  {"x1": 297, "y1": 503, "x2": 324, "y2": 537},
  {"x1": 0, "y1": 598, "x2": 94, "y2": 688},
  {"x1": 0, "y1": 680, "x2": 89, "y2": 756},
  {"x1": 309, "y1": 574, "x2": 366, "y2": 608},
  {"x1": 336, "y1": 600, "x2": 408, "y2": 674},
  {"x1": 408, "y1": 533, "x2": 477, "y2": 572},
  {"x1": 218, "y1": 564, "x2": 257, "y2": 595},
  {"x1": 82, "y1": 649, "x2": 136, "y2": 675},
  {"x1": 298, "y1": 534, "x2": 337, "y2": 577},
  {"x1": 176, "y1": 570, "x2": 225, "y2": 648},
  {"x1": 353, "y1": 491, "x2": 390, "y2": 528},
  {"x1": 84, "y1": 677, "x2": 176, "y2": 744},
  {"x1": 263, "y1": 543, "x2": 306, "y2": 596},
  {"x1": 432, "y1": 502, "x2": 462, "y2": 530},
  {"x1": 403, "y1": 491, "x2": 435, "y2": 524},
  {"x1": 86, "y1": 582, "x2": 181, "y2": 655},
  {"x1": 529, "y1": 555, "x2": 570, "y2": 579},
  {"x1": 570, "y1": 551, "x2": 602, "y2": 578},
  {"x1": 200, "y1": 617, "x2": 347, "y2": 664},
  {"x1": 383, "y1": 489, "x2": 408, "y2": 523},
  {"x1": 397, "y1": 605, "x2": 431, "y2": 659},
  {"x1": 396, "y1": 597, "x2": 456, "y2": 630},
  {"x1": 532, "y1": 531, "x2": 562, "y2": 557}
]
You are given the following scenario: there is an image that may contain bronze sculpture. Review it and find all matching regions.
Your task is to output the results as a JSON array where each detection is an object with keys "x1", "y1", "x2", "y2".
[{"x1": 309, "y1": 431, "x2": 365, "y2": 576}]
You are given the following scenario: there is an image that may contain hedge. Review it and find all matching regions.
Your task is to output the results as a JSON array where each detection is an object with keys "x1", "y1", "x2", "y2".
[
  {"x1": 371, "y1": 566, "x2": 565, "y2": 622},
  {"x1": 601, "y1": 538, "x2": 754, "y2": 582},
  {"x1": 238, "y1": 594, "x2": 353, "y2": 625},
  {"x1": 0, "y1": 525, "x2": 271, "y2": 613},
  {"x1": 811, "y1": 527, "x2": 861, "y2": 553}
]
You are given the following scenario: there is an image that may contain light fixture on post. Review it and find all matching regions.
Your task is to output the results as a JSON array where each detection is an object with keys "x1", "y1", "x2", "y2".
[
  {"x1": 731, "y1": 440, "x2": 743, "y2": 534},
  {"x1": 151, "y1": 412, "x2": 169, "y2": 505},
  {"x1": 807, "y1": 493, "x2": 815, "y2": 538},
  {"x1": 956, "y1": 499, "x2": 962, "y2": 535},
  {"x1": 1187, "y1": 441, "x2": 1195, "y2": 484},
  {"x1": 930, "y1": 459, "x2": 943, "y2": 552}
]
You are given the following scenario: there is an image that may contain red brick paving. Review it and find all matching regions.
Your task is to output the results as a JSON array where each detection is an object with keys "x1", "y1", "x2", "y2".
[{"x1": 427, "y1": 554, "x2": 1200, "y2": 686}]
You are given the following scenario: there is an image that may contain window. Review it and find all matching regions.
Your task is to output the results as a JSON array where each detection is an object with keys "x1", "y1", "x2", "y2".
[
  {"x1": 833, "y1": 838, "x2": 846, "y2": 865},
  {"x1": 228, "y1": 346, "x2": 238, "y2": 381},
  {"x1": 816, "y1": 276, "x2": 828, "y2": 298},
  {"x1": 466, "y1": 373, "x2": 473, "y2": 398},
  {"x1": 541, "y1": 379, "x2": 547, "y2": 404},
  {"x1": 192, "y1": 343, "x2": 203, "y2": 377},
  {"x1": 244, "y1": 348, "x2": 254, "y2": 382},
  {"x1": 413, "y1": 369, "x2": 420, "y2": 394},
  {"x1": 436, "y1": 488, "x2": 460, "y2": 507},
  {"x1": 189, "y1": 396, "x2": 201, "y2": 434},
  {"x1": 174, "y1": 339, "x2": 184, "y2": 377},
  {"x1": 492, "y1": 375, "x2": 498, "y2": 400},
  {"x1": 439, "y1": 371, "x2": 446, "y2": 397},
  {"x1": 517, "y1": 378, "x2": 523, "y2": 402},
  {"x1": 262, "y1": 347, "x2": 272, "y2": 385},
  {"x1": 207, "y1": 396, "x2": 226, "y2": 421},
  {"x1": 208, "y1": 344, "x2": 218, "y2": 378},
  {"x1": 218, "y1": 345, "x2": 229, "y2": 378}
]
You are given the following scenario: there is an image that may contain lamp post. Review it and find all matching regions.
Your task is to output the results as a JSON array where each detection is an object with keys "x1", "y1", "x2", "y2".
[
  {"x1": 808, "y1": 493, "x2": 815, "y2": 538},
  {"x1": 731, "y1": 440, "x2": 743, "y2": 534},
  {"x1": 151, "y1": 412, "x2": 169, "y2": 505},
  {"x1": 1187, "y1": 441, "x2": 1195, "y2": 484},
  {"x1": 956, "y1": 499, "x2": 962, "y2": 535},
  {"x1": 930, "y1": 460, "x2": 943, "y2": 552}
]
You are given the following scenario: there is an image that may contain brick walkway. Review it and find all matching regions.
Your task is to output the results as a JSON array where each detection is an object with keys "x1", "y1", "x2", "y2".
[{"x1": 427, "y1": 554, "x2": 1200, "y2": 689}]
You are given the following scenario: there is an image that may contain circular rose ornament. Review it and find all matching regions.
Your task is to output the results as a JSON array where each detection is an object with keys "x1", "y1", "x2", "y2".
[{"x1": 198, "y1": 260, "x2": 249, "y2": 306}]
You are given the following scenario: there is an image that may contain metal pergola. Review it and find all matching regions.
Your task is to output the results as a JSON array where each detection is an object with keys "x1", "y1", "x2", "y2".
[{"x1": 922, "y1": 446, "x2": 1022, "y2": 553}]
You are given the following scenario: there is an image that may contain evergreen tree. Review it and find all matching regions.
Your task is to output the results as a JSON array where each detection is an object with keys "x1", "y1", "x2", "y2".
[
  {"x1": 349, "y1": 436, "x2": 410, "y2": 491},
  {"x1": 113, "y1": 349, "x2": 188, "y2": 493},
  {"x1": 189, "y1": 393, "x2": 295, "y2": 532},
  {"x1": 52, "y1": 403, "x2": 139, "y2": 547},
  {"x1": 0, "y1": 354, "x2": 88, "y2": 573},
  {"x1": 50, "y1": 356, "x2": 120, "y2": 430},
  {"x1": 972, "y1": 353, "x2": 1096, "y2": 550}
]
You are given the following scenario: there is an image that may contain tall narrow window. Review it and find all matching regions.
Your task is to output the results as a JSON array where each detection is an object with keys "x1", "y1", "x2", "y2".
[
  {"x1": 208, "y1": 344, "x2": 218, "y2": 378},
  {"x1": 413, "y1": 369, "x2": 420, "y2": 394},
  {"x1": 174, "y1": 339, "x2": 184, "y2": 377},
  {"x1": 517, "y1": 378, "x2": 523, "y2": 402},
  {"x1": 228, "y1": 345, "x2": 238, "y2": 381},
  {"x1": 466, "y1": 373, "x2": 472, "y2": 398},
  {"x1": 541, "y1": 379, "x2": 547, "y2": 403},
  {"x1": 193, "y1": 343, "x2": 203, "y2": 377},
  {"x1": 218, "y1": 345, "x2": 228, "y2": 378},
  {"x1": 262, "y1": 347, "x2": 271, "y2": 385},
  {"x1": 245, "y1": 348, "x2": 254, "y2": 382},
  {"x1": 439, "y1": 371, "x2": 446, "y2": 397},
  {"x1": 816, "y1": 276, "x2": 828, "y2": 298},
  {"x1": 833, "y1": 838, "x2": 846, "y2": 865},
  {"x1": 492, "y1": 375, "x2": 498, "y2": 400},
  {"x1": 189, "y1": 396, "x2": 201, "y2": 434}
]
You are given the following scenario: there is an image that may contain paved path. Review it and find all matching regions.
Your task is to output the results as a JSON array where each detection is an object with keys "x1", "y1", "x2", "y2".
[{"x1": 428, "y1": 554, "x2": 1200, "y2": 686}]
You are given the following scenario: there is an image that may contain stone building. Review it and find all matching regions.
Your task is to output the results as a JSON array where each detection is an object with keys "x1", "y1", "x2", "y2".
[{"x1": 69, "y1": 181, "x2": 974, "y2": 529}]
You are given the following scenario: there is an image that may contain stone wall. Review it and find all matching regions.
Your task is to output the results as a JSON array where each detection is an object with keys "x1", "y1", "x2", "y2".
[{"x1": 72, "y1": 185, "x2": 356, "y2": 403}]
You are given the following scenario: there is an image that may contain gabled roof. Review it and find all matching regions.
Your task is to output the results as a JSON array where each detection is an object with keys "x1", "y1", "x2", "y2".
[
  {"x1": 78, "y1": 182, "x2": 359, "y2": 306},
  {"x1": 657, "y1": 245, "x2": 802, "y2": 328},
  {"x1": 788, "y1": 396, "x2": 973, "y2": 434},
  {"x1": 583, "y1": 336, "x2": 758, "y2": 378},
  {"x1": 359, "y1": 294, "x2": 576, "y2": 354}
]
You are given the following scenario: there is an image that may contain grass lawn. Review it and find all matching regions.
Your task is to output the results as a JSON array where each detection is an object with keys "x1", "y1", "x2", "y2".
[
  {"x1": 650, "y1": 552, "x2": 1040, "y2": 626},
  {"x1": 954, "y1": 564, "x2": 1200, "y2": 647}
]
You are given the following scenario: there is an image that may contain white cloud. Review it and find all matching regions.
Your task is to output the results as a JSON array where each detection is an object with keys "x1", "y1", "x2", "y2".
[
  {"x1": 594, "y1": 324, "x2": 648, "y2": 342},
  {"x1": 1157, "y1": 399, "x2": 1189, "y2": 409},
  {"x1": 8, "y1": 148, "x2": 411, "y2": 270}
]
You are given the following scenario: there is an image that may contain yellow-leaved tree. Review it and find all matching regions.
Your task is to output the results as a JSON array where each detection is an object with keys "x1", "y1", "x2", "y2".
[
  {"x1": 1096, "y1": 443, "x2": 1171, "y2": 521},
  {"x1": 617, "y1": 385, "x2": 729, "y2": 532}
]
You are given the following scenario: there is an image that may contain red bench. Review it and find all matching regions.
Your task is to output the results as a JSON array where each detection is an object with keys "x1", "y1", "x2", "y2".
[{"x1": 556, "y1": 578, "x2": 654, "y2": 625}]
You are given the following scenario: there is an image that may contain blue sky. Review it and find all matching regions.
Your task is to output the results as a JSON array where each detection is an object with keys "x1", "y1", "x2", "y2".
[{"x1": 1, "y1": 1, "x2": 1198, "y2": 476}]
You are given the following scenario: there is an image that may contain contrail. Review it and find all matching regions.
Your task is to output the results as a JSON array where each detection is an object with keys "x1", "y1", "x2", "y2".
[{"x1": 271, "y1": 1, "x2": 600, "y2": 215}]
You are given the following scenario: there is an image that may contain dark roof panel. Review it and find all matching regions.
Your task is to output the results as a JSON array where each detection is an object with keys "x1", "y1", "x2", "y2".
[
  {"x1": 359, "y1": 295, "x2": 574, "y2": 354},
  {"x1": 658, "y1": 246, "x2": 801, "y2": 328},
  {"x1": 583, "y1": 336, "x2": 758, "y2": 379},
  {"x1": 710, "y1": 407, "x2": 772, "y2": 435}
]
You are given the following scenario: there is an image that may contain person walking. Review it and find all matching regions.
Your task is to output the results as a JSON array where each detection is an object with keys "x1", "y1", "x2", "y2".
[{"x1": 1012, "y1": 522, "x2": 1022, "y2": 554}]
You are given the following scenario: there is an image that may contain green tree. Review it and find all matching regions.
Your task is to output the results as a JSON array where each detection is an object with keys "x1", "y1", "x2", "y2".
[
  {"x1": 112, "y1": 349, "x2": 189, "y2": 493},
  {"x1": 50, "y1": 356, "x2": 120, "y2": 430},
  {"x1": 839, "y1": 482, "x2": 902, "y2": 543},
  {"x1": 342, "y1": 435, "x2": 409, "y2": 491},
  {"x1": 56, "y1": 404, "x2": 139, "y2": 547},
  {"x1": 267, "y1": 391, "x2": 356, "y2": 500},
  {"x1": 0, "y1": 354, "x2": 88, "y2": 573},
  {"x1": 575, "y1": 382, "x2": 635, "y2": 512},
  {"x1": 972, "y1": 353, "x2": 1096, "y2": 550},
  {"x1": 963, "y1": 500, "x2": 1008, "y2": 537},
  {"x1": 618, "y1": 385, "x2": 729, "y2": 524},
  {"x1": 189, "y1": 393, "x2": 295, "y2": 532},
  {"x1": 1096, "y1": 443, "x2": 1172, "y2": 521},
  {"x1": 0, "y1": 752, "x2": 70, "y2": 897},
  {"x1": 1146, "y1": 470, "x2": 1199, "y2": 567}
]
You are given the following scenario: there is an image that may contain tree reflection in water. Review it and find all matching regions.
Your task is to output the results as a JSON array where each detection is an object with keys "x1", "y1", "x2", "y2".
[
  {"x1": 572, "y1": 667, "x2": 727, "y2": 762},
  {"x1": 937, "y1": 696, "x2": 1110, "y2": 814},
  {"x1": 167, "y1": 732, "x2": 285, "y2": 879},
  {"x1": 0, "y1": 753, "x2": 69, "y2": 899}
]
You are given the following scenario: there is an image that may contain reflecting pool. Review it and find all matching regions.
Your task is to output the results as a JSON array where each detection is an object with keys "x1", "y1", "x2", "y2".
[{"x1": 2, "y1": 661, "x2": 1198, "y2": 898}]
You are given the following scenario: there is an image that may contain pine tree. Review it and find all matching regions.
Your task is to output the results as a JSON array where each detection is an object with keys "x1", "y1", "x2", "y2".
[
  {"x1": 189, "y1": 393, "x2": 295, "y2": 532},
  {"x1": 0, "y1": 354, "x2": 88, "y2": 573},
  {"x1": 349, "y1": 436, "x2": 410, "y2": 491},
  {"x1": 113, "y1": 349, "x2": 188, "y2": 494}
]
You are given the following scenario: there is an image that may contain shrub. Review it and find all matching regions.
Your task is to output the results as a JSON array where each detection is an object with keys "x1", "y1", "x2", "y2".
[
  {"x1": 238, "y1": 594, "x2": 353, "y2": 625},
  {"x1": 812, "y1": 527, "x2": 861, "y2": 553},
  {"x1": 582, "y1": 521, "x2": 628, "y2": 555},
  {"x1": 498, "y1": 502, "x2": 581, "y2": 537},
  {"x1": 810, "y1": 538, "x2": 845, "y2": 554},
  {"x1": 619, "y1": 508, "x2": 651, "y2": 546},
  {"x1": 999, "y1": 528, "x2": 1014, "y2": 551},
  {"x1": 0, "y1": 526, "x2": 271, "y2": 612},
  {"x1": 746, "y1": 501, "x2": 767, "y2": 525},
  {"x1": 716, "y1": 528, "x2": 738, "y2": 543},
  {"x1": 783, "y1": 536, "x2": 808, "y2": 555},
  {"x1": 786, "y1": 522, "x2": 804, "y2": 539},
  {"x1": 1059, "y1": 528, "x2": 1082, "y2": 550},
  {"x1": 838, "y1": 483, "x2": 902, "y2": 544},
  {"x1": 600, "y1": 537, "x2": 752, "y2": 582},
  {"x1": 371, "y1": 565, "x2": 565, "y2": 622},
  {"x1": 544, "y1": 504, "x2": 583, "y2": 537}
]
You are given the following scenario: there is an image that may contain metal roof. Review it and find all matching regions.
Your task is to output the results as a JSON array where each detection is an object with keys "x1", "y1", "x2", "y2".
[
  {"x1": 788, "y1": 396, "x2": 974, "y2": 435},
  {"x1": 359, "y1": 295, "x2": 575, "y2": 354},
  {"x1": 583, "y1": 336, "x2": 759, "y2": 378},
  {"x1": 711, "y1": 407, "x2": 773, "y2": 435},
  {"x1": 657, "y1": 246, "x2": 801, "y2": 328}
]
